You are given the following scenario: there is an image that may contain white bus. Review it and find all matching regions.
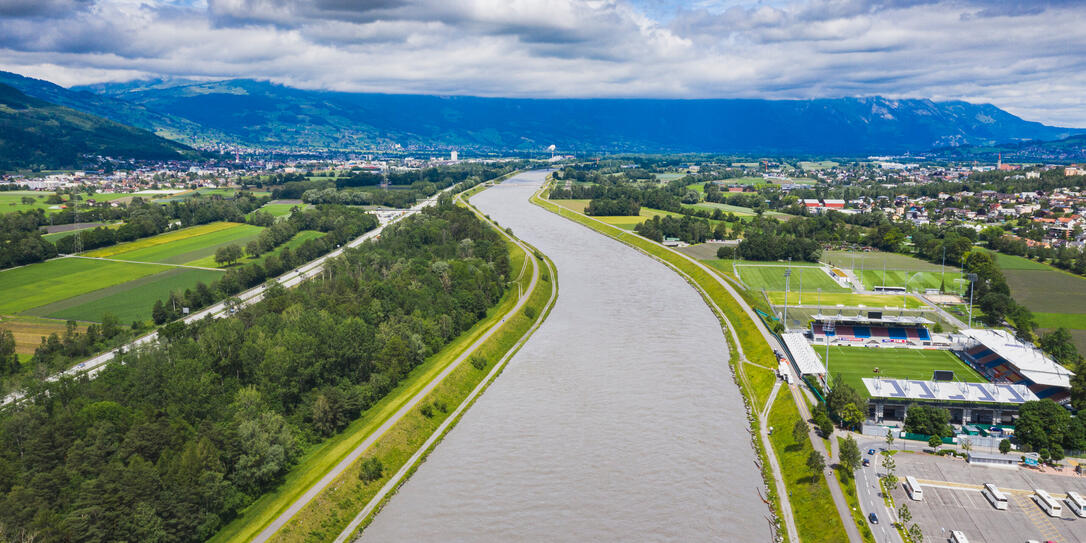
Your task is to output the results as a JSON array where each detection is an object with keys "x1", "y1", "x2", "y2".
[
  {"x1": 904, "y1": 475, "x2": 923, "y2": 501},
  {"x1": 1034, "y1": 489, "x2": 1062, "y2": 517},
  {"x1": 949, "y1": 530, "x2": 969, "y2": 543},
  {"x1": 982, "y1": 483, "x2": 1008, "y2": 510},
  {"x1": 1066, "y1": 490, "x2": 1086, "y2": 517}
]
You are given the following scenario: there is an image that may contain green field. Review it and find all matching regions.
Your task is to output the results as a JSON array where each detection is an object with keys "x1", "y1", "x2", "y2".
[
  {"x1": 249, "y1": 202, "x2": 307, "y2": 218},
  {"x1": 822, "y1": 250, "x2": 946, "y2": 272},
  {"x1": 859, "y1": 269, "x2": 966, "y2": 293},
  {"x1": 42, "y1": 222, "x2": 123, "y2": 242},
  {"x1": 654, "y1": 172, "x2": 687, "y2": 182},
  {"x1": 992, "y1": 252, "x2": 1054, "y2": 270},
  {"x1": 0, "y1": 257, "x2": 169, "y2": 315},
  {"x1": 0, "y1": 191, "x2": 66, "y2": 214},
  {"x1": 186, "y1": 229, "x2": 324, "y2": 269},
  {"x1": 550, "y1": 199, "x2": 690, "y2": 231},
  {"x1": 29, "y1": 267, "x2": 225, "y2": 323},
  {"x1": 819, "y1": 346, "x2": 985, "y2": 397},
  {"x1": 1004, "y1": 268, "x2": 1086, "y2": 314},
  {"x1": 738, "y1": 264, "x2": 850, "y2": 292},
  {"x1": 798, "y1": 161, "x2": 839, "y2": 171},
  {"x1": 1033, "y1": 312, "x2": 1086, "y2": 330},
  {"x1": 767, "y1": 291, "x2": 926, "y2": 309},
  {"x1": 84, "y1": 222, "x2": 264, "y2": 266}
]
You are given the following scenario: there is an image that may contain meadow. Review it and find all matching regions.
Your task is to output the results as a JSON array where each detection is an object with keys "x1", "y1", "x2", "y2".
[
  {"x1": 737, "y1": 264, "x2": 850, "y2": 292},
  {"x1": 27, "y1": 267, "x2": 225, "y2": 323},
  {"x1": 0, "y1": 257, "x2": 169, "y2": 315},
  {"x1": 249, "y1": 202, "x2": 307, "y2": 218},
  {"x1": 1003, "y1": 268, "x2": 1086, "y2": 314},
  {"x1": 82, "y1": 222, "x2": 263, "y2": 266},
  {"x1": 818, "y1": 346, "x2": 986, "y2": 397},
  {"x1": 549, "y1": 199, "x2": 690, "y2": 231},
  {"x1": 0, "y1": 191, "x2": 63, "y2": 214}
]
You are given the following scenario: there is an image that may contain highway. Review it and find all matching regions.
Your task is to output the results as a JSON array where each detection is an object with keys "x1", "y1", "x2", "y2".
[{"x1": 1, "y1": 191, "x2": 447, "y2": 408}]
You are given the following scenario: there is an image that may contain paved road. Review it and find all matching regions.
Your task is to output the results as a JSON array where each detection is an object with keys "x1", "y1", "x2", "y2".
[
  {"x1": 854, "y1": 437, "x2": 906, "y2": 543},
  {"x1": 1, "y1": 191, "x2": 447, "y2": 408}
]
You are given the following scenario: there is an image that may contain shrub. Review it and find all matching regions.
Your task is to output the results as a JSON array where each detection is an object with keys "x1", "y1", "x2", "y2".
[
  {"x1": 359, "y1": 457, "x2": 383, "y2": 483},
  {"x1": 470, "y1": 354, "x2": 487, "y2": 370}
]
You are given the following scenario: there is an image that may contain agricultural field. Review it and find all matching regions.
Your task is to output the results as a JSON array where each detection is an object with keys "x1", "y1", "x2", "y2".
[
  {"x1": 798, "y1": 161, "x2": 839, "y2": 171},
  {"x1": 1003, "y1": 268, "x2": 1086, "y2": 314},
  {"x1": 249, "y1": 201, "x2": 308, "y2": 218},
  {"x1": 186, "y1": 229, "x2": 323, "y2": 269},
  {"x1": 30, "y1": 268, "x2": 225, "y2": 323},
  {"x1": 858, "y1": 269, "x2": 967, "y2": 293},
  {"x1": 549, "y1": 199, "x2": 691, "y2": 231},
  {"x1": 42, "y1": 222, "x2": 123, "y2": 242},
  {"x1": 992, "y1": 252, "x2": 1053, "y2": 270},
  {"x1": 0, "y1": 191, "x2": 64, "y2": 214},
  {"x1": 654, "y1": 172, "x2": 687, "y2": 182},
  {"x1": 0, "y1": 316, "x2": 88, "y2": 357},
  {"x1": 821, "y1": 250, "x2": 946, "y2": 272},
  {"x1": 817, "y1": 346, "x2": 986, "y2": 397},
  {"x1": 737, "y1": 264, "x2": 850, "y2": 292},
  {"x1": 0, "y1": 257, "x2": 170, "y2": 315},
  {"x1": 83, "y1": 222, "x2": 263, "y2": 266}
]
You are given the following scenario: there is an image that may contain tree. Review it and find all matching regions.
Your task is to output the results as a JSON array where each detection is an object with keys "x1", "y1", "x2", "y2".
[
  {"x1": 927, "y1": 435, "x2": 942, "y2": 452},
  {"x1": 151, "y1": 299, "x2": 169, "y2": 325},
  {"x1": 999, "y1": 439, "x2": 1011, "y2": 454},
  {"x1": 839, "y1": 435, "x2": 862, "y2": 474},
  {"x1": 840, "y1": 403, "x2": 864, "y2": 431},
  {"x1": 793, "y1": 419, "x2": 809, "y2": 444},
  {"x1": 813, "y1": 407, "x2": 835, "y2": 437},
  {"x1": 959, "y1": 437, "x2": 972, "y2": 454},
  {"x1": 885, "y1": 428, "x2": 896, "y2": 450},
  {"x1": 882, "y1": 453, "x2": 898, "y2": 490},
  {"x1": 806, "y1": 450, "x2": 826, "y2": 483},
  {"x1": 1015, "y1": 400, "x2": 1072, "y2": 455},
  {"x1": 215, "y1": 244, "x2": 243, "y2": 266},
  {"x1": 0, "y1": 328, "x2": 18, "y2": 375},
  {"x1": 903, "y1": 405, "x2": 952, "y2": 438},
  {"x1": 898, "y1": 503, "x2": 911, "y2": 525},
  {"x1": 909, "y1": 523, "x2": 924, "y2": 542}
]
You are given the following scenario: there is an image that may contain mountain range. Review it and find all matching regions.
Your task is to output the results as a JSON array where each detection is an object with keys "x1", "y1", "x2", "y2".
[
  {"x1": 1, "y1": 70, "x2": 1084, "y2": 157},
  {"x1": 0, "y1": 82, "x2": 194, "y2": 171}
]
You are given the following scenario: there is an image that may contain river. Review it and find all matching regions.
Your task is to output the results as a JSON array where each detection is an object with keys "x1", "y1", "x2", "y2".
[{"x1": 360, "y1": 170, "x2": 770, "y2": 541}]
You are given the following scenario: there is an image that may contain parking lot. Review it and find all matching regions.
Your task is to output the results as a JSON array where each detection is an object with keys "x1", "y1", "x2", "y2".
[{"x1": 889, "y1": 453, "x2": 1086, "y2": 542}]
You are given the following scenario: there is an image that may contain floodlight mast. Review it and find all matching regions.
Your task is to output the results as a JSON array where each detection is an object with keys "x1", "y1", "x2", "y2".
[
  {"x1": 783, "y1": 259, "x2": 792, "y2": 332},
  {"x1": 967, "y1": 273, "x2": 978, "y2": 328},
  {"x1": 823, "y1": 319, "x2": 835, "y2": 387}
]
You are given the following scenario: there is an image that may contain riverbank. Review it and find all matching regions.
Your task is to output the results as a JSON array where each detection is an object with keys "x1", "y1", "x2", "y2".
[
  {"x1": 209, "y1": 184, "x2": 557, "y2": 543},
  {"x1": 532, "y1": 177, "x2": 852, "y2": 543}
]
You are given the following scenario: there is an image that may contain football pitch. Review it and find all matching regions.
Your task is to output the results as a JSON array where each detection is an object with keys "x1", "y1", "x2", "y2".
[
  {"x1": 818, "y1": 346, "x2": 987, "y2": 397},
  {"x1": 738, "y1": 264, "x2": 850, "y2": 292},
  {"x1": 859, "y1": 269, "x2": 967, "y2": 293}
]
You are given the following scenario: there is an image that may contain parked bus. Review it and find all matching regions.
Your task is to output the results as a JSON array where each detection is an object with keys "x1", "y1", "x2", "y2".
[
  {"x1": 1034, "y1": 489, "x2": 1062, "y2": 517},
  {"x1": 982, "y1": 483, "x2": 1008, "y2": 510},
  {"x1": 949, "y1": 530, "x2": 969, "y2": 543},
  {"x1": 904, "y1": 476, "x2": 923, "y2": 501},
  {"x1": 1066, "y1": 490, "x2": 1086, "y2": 518}
]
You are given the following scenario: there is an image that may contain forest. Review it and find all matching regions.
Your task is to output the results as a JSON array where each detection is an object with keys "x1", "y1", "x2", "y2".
[{"x1": 0, "y1": 203, "x2": 511, "y2": 542}]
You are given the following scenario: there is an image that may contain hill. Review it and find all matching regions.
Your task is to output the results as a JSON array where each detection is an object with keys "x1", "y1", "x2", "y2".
[
  {"x1": 0, "y1": 83, "x2": 194, "y2": 171},
  {"x1": 73, "y1": 78, "x2": 1084, "y2": 154},
  {"x1": 925, "y1": 133, "x2": 1086, "y2": 163}
]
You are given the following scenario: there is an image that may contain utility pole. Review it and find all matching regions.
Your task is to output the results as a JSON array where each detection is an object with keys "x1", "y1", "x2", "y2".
[{"x1": 783, "y1": 260, "x2": 792, "y2": 332}]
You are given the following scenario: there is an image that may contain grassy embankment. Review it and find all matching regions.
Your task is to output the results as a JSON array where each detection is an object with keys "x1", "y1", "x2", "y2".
[
  {"x1": 212, "y1": 186, "x2": 557, "y2": 543},
  {"x1": 532, "y1": 182, "x2": 848, "y2": 543},
  {"x1": 835, "y1": 437, "x2": 877, "y2": 543}
]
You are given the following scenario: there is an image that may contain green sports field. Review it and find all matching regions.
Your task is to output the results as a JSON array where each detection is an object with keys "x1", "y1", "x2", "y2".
[
  {"x1": 0, "y1": 257, "x2": 169, "y2": 315},
  {"x1": 818, "y1": 346, "x2": 986, "y2": 397},
  {"x1": 822, "y1": 250, "x2": 946, "y2": 272},
  {"x1": 738, "y1": 264, "x2": 850, "y2": 292},
  {"x1": 767, "y1": 291, "x2": 927, "y2": 309},
  {"x1": 859, "y1": 269, "x2": 967, "y2": 293}
]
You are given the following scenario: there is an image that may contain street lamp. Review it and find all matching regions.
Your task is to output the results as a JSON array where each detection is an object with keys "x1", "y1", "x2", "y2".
[{"x1": 967, "y1": 273, "x2": 978, "y2": 328}]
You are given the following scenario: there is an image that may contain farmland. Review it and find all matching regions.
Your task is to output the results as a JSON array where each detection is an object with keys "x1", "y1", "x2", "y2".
[
  {"x1": 549, "y1": 199, "x2": 689, "y2": 231},
  {"x1": 818, "y1": 346, "x2": 985, "y2": 397},
  {"x1": 0, "y1": 257, "x2": 169, "y2": 315},
  {"x1": 0, "y1": 316, "x2": 87, "y2": 357},
  {"x1": 0, "y1": 191, "x2": 65, "y2": 214},
  {"x1": 82, "y1": 222, "x2": 262, "y2": 266},
  {"x1": 1003, "y1": 268, "x2": 1086, "y2": 314},
  {"x1": 249, "y1": 202, "x2": 308, "y2": 218},
  {"x1": 737, "y1": 264, "x2": 850, "y2": 292}
]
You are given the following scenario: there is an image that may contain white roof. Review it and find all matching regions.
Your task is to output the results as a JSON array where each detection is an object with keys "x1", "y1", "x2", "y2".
[
  {"x1": 862, "y1": 378, "x2": 1039, "y2": 404},
  {"x1": 782, "y1": 333, "x2": 826, "y2": 375},
  {"x1": 962, "y1": 329, "x2": 1074, "y2": 388},
  {"x1": 813, "y1": 313, "x2": 934, "y2": 325}
]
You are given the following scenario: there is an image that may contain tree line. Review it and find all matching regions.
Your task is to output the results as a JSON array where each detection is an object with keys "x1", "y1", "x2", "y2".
[{"x1": 0, "y1": 203, "x2": 511, "y2": 542}]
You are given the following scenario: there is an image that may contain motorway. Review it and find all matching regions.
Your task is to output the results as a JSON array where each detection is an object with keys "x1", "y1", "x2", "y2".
[{"x1": 1, "y1": 192, "x2": 446, "y2": 408}]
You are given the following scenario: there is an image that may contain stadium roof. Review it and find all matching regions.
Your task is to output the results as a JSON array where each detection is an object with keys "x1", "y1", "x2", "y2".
[
  {"x1": 961, "y1": 329, "x2": 1074, "y2": 388},
  {"x1": 812, "y1": 314, "x2": 934, "y2": 326},
  {"x1": 862, "y1": 378, "x2": 1039, "y2": 404},
  {"x1": 782, "y1": 332, "x2": 826, "y2": 375}
]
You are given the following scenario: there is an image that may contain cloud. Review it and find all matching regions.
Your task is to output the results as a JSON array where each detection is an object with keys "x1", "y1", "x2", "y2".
[{"x1": 0, "y1": 0, "x2": 1083, "y2": 125}]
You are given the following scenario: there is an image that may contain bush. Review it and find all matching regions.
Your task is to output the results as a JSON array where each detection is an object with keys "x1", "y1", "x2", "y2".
[
  {"x1": 523, "y1": 306, "x2": 537, "y2": 319},
  {"x1": 420, "y1": 404, "x2": 433, "y2": 418},
  {"x1": 359, "y1": 457, "x2": 383, "y2": 483},
  {"x1": 470, "y1": 354, "x2": 487, "y2": 370}
]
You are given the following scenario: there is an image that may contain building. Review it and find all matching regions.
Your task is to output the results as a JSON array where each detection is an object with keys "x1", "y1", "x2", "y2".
[
  {"x1": 450, "y1": 151, "x2": 458, "y2": 162},
  {"x1": 967, "y1": 451, "x2": 1018, "y2": 467},
  {"x1": 957, "y1": 329, "x2": 1074, "y2": 402},
  {"x1": 863, "y1": 377, "x2": 1038, "y2": 424}
]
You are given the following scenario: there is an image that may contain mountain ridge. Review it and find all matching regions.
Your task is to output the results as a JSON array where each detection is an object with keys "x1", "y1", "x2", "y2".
[{"x1": 3, "y1": 71, "x2": 1081, "y2": 155}]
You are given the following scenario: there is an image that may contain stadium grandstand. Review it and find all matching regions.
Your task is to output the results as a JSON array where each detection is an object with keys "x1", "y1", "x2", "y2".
[
  {"x1": 956, "y1": 329, "x2": 1075, "y2": 402},
  {"x1": 863, "y1": 377, "x2": 1039, "y2": 424},
  {"x1": 809, "y1": 312, "x2": 936, "y2": 347},
  {"x1": 781, "y1": 332, "x2": 826, "y2": 378}
]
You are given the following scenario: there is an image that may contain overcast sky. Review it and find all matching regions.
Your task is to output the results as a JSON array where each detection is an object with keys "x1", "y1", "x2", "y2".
[{"x1": 1, "y1": 0, "x2": 1084, "y2": 125}]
